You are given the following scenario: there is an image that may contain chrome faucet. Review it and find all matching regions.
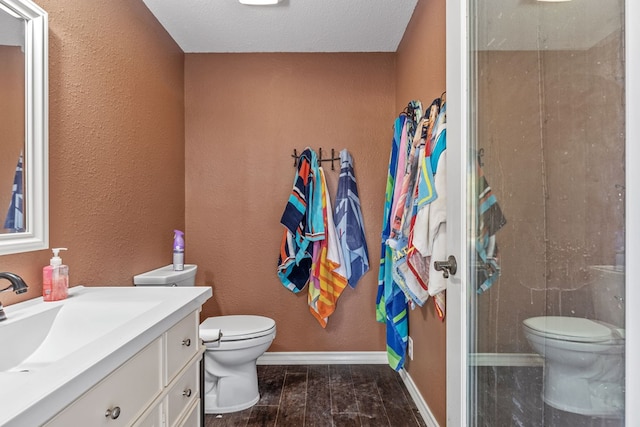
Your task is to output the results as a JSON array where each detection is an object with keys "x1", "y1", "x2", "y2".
[{"x1": 0, "y1": 272, "x2": 29, "y2": 321}]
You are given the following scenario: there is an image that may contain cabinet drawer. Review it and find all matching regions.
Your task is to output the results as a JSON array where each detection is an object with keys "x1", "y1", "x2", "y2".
[
  {"x1": 46, "y1": 338, "x2": 162, "y2": 427},
  {"x1": 165, "y1": 310, "x2": 199, "y2": 384},
  {"x1": 166, "y1": 357, "x2": 200, "y2": 426}
]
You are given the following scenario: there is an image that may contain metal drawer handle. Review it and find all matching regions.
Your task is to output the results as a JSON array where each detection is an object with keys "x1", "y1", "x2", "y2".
[
  {"x1": 105, "y1": 406, "x2": 121, "y2": 419},
  {"x1": 182, "y1": 388, "x2": 192, "y2": 397},
  {"x1": 182, "y1": 338, "x2": 191, "y2": 347}
]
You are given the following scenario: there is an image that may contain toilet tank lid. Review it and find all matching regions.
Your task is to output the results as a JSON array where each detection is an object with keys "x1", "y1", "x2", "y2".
[
  {"x1": 523, "y1": 316, "x2": 613, "y2": 341},
  {"x1": 133, "y1": 264, "x2": 197, "y2": 285}
]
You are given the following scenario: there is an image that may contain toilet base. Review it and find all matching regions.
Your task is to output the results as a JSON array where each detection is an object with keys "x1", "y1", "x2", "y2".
[{"x1": 204, "y1": 392, "x2": 259, "y2": 414}]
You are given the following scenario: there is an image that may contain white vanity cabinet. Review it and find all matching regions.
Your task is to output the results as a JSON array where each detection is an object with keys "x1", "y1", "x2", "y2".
[{"x1": 46, "y1": 310, "x2": 203, "y2": 427}]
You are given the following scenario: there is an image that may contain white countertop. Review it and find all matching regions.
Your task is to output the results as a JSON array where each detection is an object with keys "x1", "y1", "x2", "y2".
[{"x1": 0, "y1": 285, "x2": 211, "y2": 427}]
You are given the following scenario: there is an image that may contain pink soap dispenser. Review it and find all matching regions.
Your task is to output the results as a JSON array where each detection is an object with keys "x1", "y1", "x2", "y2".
[{"x1": 43, "y1": 247, "x2": 69, "y2": 301}]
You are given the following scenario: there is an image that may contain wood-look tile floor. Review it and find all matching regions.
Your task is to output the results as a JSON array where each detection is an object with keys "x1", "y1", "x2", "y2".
[{"x1": 204, "y1": 364, "x2": 427, "y2": 427}]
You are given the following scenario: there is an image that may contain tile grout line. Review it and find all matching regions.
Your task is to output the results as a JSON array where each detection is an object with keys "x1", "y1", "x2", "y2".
[
  {"x1": 348, "y1": 365, "x2": 365, "y2": 426},
  {"x1": 302, "y1": 366, "x2": 309, "y2": 427},
  {"x1": 273, "y1": 366, "x2": 286, "y2": 427},
  {"x1": 328, "y1": 365, "x2": 335, "y2": 427}
]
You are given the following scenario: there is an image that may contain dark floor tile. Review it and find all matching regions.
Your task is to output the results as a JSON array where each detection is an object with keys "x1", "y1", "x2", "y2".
[
  {"x1": 332, "y1": 412, "x2": 362, "y2": 427},
  {"x1": 305, "y1": 365, "x2": 333, "y2": 427},
  {"x1": 205, "y1": 408, "x2": 251, "y2": 427},
  {"x1": 276, "y1": 371, "x2": 308, "y2": 426},
  {"x1": 373, "y1": 365, "x2": 424, "y2": 427},
  {"x1": 246, "y1": 405, "x2": 279, "y2": 427},
  {"x1": 258, "y1": 365, "x2": 286, "y2": 406},
  {"x1": 285, "y1": 365, "x2": 310, "y2": 375},
  {"x1": 330, "y1": 365, "x2": 358, "y2": 415},
  {"x1": 351, "y1": 365, "x2": 391, "y2": 427},
  {"x1": 205, "y1": 364, "x2": 426, "y2": 427}
]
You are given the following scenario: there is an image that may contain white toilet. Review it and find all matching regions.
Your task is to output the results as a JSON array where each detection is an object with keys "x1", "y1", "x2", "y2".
[
  {"x1": 133, "y1": 265, "x2": 276, "y2": 414},
  {"x1": 522, "y1": 266, "x2": 625, "y2": 417}
]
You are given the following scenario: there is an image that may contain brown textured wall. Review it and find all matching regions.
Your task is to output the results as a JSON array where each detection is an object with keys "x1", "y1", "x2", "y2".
[
  {"x1": 395, "y1": 0, "x2": 447, "y2": 425},
  {"x1": 0, "y1": 0, "x2": 184, "y2": 306},
  {"x1": 185, "y1": 53, "x2": 395, "y2": 351},
  {"x1": 0, "y1": 45, "x2": 25, "y2": 228}
]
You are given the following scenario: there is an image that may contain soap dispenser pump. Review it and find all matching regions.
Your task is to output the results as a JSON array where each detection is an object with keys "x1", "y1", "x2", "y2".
[{"x1": 43, "y1": 247, "x2": 69, "y2": 301}]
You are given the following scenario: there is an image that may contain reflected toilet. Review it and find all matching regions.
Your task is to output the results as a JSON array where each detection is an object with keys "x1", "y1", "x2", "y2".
[{"x1": 522, "y1": 266, "x2": 625, "y2": 417}]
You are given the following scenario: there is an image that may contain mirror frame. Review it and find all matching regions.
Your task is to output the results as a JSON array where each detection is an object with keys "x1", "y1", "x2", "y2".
[{"x1": 0, "y1": 0, "x2": 47, "y2": 255}]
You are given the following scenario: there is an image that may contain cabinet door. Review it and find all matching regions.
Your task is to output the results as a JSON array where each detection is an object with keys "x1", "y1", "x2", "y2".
[
  {"x1": 165, "y1": 310, "x2": 199, "y2": 383},
  {"x1": 46, "y1": 338, "x2": 162, "y2": 427}
]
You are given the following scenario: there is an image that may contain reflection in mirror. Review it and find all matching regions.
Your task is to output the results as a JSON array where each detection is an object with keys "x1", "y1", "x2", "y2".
[
  {"x1": 0, "y1": 0, "x2": 47, "y2": 255},
  {"x1": 0, "y1": 8, "x2": 25, "y2": 233}
]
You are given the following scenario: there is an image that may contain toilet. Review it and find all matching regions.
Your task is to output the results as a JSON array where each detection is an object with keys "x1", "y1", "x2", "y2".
[
  {"x1": 133, "y1": 265, "x2": 276, "y2": 414},
  {"x1": 522, "y1": 266, "x2": 625, "y2": 417}
]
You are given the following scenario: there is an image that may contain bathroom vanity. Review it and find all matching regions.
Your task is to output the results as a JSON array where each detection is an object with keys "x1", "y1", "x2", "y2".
[{"x1": 0, "y1": 286, "x2": 211, "y2": 426}]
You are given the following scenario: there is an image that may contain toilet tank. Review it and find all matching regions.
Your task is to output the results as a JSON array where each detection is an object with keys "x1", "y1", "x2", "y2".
[
  {"x1": 588, "y1": 265, "x2": 624, "y2": 327},
  {"x1": 133, "y1": 265, "x2": 197, "y2": 287}
]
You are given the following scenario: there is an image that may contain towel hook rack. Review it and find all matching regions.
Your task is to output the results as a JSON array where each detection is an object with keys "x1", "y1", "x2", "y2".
[{"x1": 291, "y1": 148, "x2": 340, "y2": 171}]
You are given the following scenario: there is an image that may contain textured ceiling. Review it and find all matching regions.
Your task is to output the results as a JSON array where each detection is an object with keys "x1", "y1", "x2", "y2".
[{"x1": 141, "y1": 0, "x2": 419, "y2": 53}]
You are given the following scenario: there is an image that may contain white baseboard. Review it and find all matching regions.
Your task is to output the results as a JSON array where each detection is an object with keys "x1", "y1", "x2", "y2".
[
  {"x1": 257, "y1": 351, "x2": 388, "y2": 365},
  {"x1": 399, "y1": 369, "x2": 440, "y2": 427}
]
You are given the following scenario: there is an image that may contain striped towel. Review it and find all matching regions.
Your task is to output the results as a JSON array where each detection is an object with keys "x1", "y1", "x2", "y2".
[
  {"x1": 334, "y1": 149, "x2": 369, "y2": 288},
  {"x1": 308, "y1": 168, "x2": 348, "y2": 327},
  {"x1": 4, "y1": 152, "x2": 24, "y2": 232},
  {"x1": 278, "y1": 148, "x2": 325, "y2": 292}
]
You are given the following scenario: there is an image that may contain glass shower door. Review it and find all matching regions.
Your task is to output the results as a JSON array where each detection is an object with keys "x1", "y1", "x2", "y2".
[{"x1": 446, "y1": 0, "x2": 637, "y2": 425}]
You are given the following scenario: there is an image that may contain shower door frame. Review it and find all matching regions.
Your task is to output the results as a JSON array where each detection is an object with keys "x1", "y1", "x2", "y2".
[{"x1": 445, "y1": 0, "x2": 640, "y2": 425}]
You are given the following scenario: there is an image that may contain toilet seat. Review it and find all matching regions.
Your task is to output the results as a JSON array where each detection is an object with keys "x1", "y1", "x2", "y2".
[
  {"x1": 523, "y1": 316, "x2": 615, "y2": 343},
  {"x1": 201, "y1": 315, "x2": 276, "y2": 341}
]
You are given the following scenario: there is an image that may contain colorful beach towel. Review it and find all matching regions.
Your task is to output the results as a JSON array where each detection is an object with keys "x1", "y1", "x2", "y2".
[
  {"x1": 278, "y1": 148, "x2": 325, "y2": 292},
  {"x1": 308, "y1": 168, "x2": 348, "y2": 327}
]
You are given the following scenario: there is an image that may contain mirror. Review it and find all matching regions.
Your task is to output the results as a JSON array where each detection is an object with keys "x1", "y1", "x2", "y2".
[{"x1": 0, "y1": 0, "x2": 47, "y2": 255}]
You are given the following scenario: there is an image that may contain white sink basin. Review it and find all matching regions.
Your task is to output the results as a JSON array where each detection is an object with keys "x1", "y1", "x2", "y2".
[
  {"x1": 0, "y1": 297, "x2": 160, "y2": 372},
  {"x1": 0, "y1": 285, "x2": 211, "y2": 427}
]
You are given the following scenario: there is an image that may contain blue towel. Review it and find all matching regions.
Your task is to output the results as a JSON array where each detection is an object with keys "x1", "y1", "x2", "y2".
[
  {"x1": 4, "y1": 152, "x2": 24, "y2": 232},
  {"x1": 334, "y1": 149, "x2": 369, "y2": 288}
]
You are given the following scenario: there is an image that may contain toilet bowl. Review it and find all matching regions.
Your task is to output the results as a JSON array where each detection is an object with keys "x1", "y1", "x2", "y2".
[
  {"x1": 201, "y1": 315, "x2": 276, "y2": 413},
  {"x1": 522, "y1": 265, "x2": 625, "y2": 417},
  {"x1": 133, "y1": 265, "x2": 276, "y2": 414}
]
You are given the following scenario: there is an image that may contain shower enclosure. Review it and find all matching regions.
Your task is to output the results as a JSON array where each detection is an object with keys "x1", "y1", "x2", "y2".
[{"x1": 446, "y1": 0, "x2": 637, "y2": 425}]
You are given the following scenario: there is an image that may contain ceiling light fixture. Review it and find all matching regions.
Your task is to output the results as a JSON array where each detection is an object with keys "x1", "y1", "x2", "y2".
[{"x1": 238, "y1": 0, "x2": 281, "y2": 5}]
